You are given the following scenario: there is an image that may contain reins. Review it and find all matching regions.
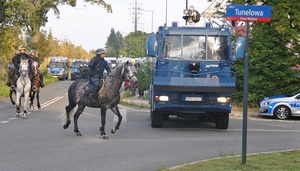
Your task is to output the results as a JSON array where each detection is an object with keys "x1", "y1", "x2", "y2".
[{"x1": 107, "y1": 63, "x2": 135, "y2": 81}]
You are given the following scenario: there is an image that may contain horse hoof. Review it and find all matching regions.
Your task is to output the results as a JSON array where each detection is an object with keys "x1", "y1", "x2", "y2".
[
  {"x1": 111, "y1": 128, "x2": 116, "y2": 134},
  {"x1": 102, "y1": 135, "x2": 109, "y2": 139},
  {"x1": 76, "y1": 132, "x2": 82, "y2": 136},
  {"x1": 38, "y1": 105, "x2": 41, "y2": 109},
  {"x1": 11, "y1": 102, "x2": 15, "y2": 105},
  {"x1": 63, "y1": 124, "x2": 68, "y2": 129}
]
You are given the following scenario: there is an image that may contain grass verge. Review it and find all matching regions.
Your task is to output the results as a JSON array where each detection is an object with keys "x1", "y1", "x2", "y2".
[
  {"x1": 0, "y1": 73, "x2": 58, "y2": 99},
  {"x1": 163, "y1": 150, "x2": 300, "y2": 171}
]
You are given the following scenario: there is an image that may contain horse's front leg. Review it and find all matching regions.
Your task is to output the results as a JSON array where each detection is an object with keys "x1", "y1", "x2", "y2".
[
  {"x1": 36, "y1": 91, "x2": 41, "y2": 109},
  {"x1": 15, "y1": 94, "x2": 21, "y2": 117},
  {"x1": 10, "y1": 90, "x2": 15, "y2": 105},
  {"x1": 73, "y1": 104, "x2": 85, "y2": 136},
  {"x1": 23, "y1": 92, "x2": 29, "y2": 119},
  {"x1": 110, "y1": 105, "x2": 122, "y2": 134},
  {"x1": 29, "y1": 91, "x2": 35, "y2": 110},
  {"x1": 99, "y1": 108, "x2": 108, "y2": 139}
]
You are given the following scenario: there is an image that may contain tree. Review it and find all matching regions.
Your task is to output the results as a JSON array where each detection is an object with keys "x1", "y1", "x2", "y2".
[
  {"x1": 0, "y1": 0, "x2": 112, "y2": 49},
  {"x1": 230, "y1": 0, "x2": 300, "y2": 106},
  {"x1": 119, "y1": 31, "x2": 148, "y2": 58},
  {"x1": 106, "y1": 29, "x2": 124, "y2": 57}
]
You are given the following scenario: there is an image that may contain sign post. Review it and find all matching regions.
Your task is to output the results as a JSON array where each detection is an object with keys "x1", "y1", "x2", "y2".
[{"x1": 226, "y1": 2, "x2": 271, "y2": 165}]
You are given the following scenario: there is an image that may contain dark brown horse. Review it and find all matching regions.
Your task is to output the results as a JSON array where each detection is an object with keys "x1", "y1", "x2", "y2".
[
  {"x1": 7, "y1": 63, "x2": 17, "y2": 105},
  {"x1": 29, "y1": 61, "x2": 41, "y2": 110}
]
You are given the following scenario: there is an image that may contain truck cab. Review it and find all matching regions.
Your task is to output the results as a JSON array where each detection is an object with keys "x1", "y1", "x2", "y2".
[
  {"x1": 70, "y1": 59, "x2": 88, "y2": 80},
  {"x1": 146, "y1": 25, "x2": 244, "y2": 129},
  {"x1": 48, "y1": 56, "x2": 69, "y2": 80}
]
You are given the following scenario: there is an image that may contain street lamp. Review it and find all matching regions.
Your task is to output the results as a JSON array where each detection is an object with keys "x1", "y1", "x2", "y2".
[{"x1": 138, "y1": 8, "x2": 154, "y2": 33}]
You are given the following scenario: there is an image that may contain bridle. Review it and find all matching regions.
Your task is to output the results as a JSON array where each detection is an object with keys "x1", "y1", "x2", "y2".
[
  {"x1": 108, "y1": 63, "x2": 136, "y2": 82},
  {"x1": 32, "y1": 61, "x2": 38, "y2": 75}
]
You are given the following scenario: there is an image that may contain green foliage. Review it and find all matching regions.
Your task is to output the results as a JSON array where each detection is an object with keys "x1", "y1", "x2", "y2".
[
  {"x1": 167, "y1": 150, "x2": 300, "y2": 171},
  {"x1": 230, "y1": 0, "x2": 300, "y2": 107},
  {"x1": 106, "y1": 29, "x2": 124, "y2": 57},
  {"x1": 136, "y1": 61, "x2": 152, "y2": 91}
]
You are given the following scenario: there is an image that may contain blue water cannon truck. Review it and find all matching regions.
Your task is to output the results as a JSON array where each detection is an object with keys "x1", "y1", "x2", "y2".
[{"x1": 146, "y1": 21, "x2": 245, "y2": 129}]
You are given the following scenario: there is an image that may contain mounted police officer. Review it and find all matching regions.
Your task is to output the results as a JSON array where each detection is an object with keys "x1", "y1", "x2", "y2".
[
  {"x1": 11, "y1": 45, "x2": 32, "y2": 87},
  {"x1": 88, "y1": 48, "x2": 111, "y2": 99},
  {"x1": 78, "y1": 63, "x2": 89, "y2": 79},
  {"x1": 6, "y1": 50, "x2": 20, "y2": 88},
  {"x1": 29, "y1": 50, "x2": 45, "y2": 88}
]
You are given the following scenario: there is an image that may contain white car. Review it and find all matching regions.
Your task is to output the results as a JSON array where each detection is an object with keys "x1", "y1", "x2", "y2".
[{"x1": 260, "y1": 92, "x2": 300, "y2": 120}]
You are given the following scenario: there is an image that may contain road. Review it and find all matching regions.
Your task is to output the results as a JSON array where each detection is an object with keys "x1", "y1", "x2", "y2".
[{"x1": 0, "y1": 80, "x2": 299, "y2": 171}]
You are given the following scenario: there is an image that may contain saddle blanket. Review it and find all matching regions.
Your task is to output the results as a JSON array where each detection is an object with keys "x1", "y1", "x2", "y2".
[{"x1": 82, "y1": 78, "x2": 104, "y2": 96}]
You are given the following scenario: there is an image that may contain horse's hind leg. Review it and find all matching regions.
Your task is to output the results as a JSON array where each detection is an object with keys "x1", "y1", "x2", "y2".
[
  {"x1": 99, "y1": 108, "x2": 109, "y2": 139},
  {"x1": 73, "y1": 104, "x2": 86, "y2": 136},
  {"x1": 110, "y1": 105, "x2": 122, "y2": 134}
]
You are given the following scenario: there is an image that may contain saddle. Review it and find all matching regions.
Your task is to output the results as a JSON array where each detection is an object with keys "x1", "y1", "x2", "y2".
[{"x1": 83, "y1": 78, "x2": 104, "y2": 96}]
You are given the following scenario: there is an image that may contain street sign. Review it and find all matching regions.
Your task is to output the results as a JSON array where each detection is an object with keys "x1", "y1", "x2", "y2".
[{"x1": 226, "y1": 4, "x2": 271, "y2": 22}]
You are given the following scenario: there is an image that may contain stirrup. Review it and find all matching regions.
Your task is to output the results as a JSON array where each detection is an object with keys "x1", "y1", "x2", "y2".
[
  {"x1": 10, "y1": 85, "x2": 15, "y2": 91},
  {"x1": 32, "y1": 86, "x2": 37, "y2": 92}
]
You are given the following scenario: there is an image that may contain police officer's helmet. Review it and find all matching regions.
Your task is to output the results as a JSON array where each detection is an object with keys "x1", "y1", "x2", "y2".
[
  {"x1": 30, "y1": 50, "x2": 36, "y2": 55},
  {"x1": 96, "y1": 48, "x2": 106, "y2": 54},
  {"x1": 80, "y1": 64, "x2": 83, "y2": 68},
  {"x1": 19, "y1": 45, "x2": 26, "y2": 51}
]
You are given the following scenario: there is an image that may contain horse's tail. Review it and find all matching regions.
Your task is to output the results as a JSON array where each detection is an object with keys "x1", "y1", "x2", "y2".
[{"x1": 60, "y1": 107, "x2": 75, "y2": 125}]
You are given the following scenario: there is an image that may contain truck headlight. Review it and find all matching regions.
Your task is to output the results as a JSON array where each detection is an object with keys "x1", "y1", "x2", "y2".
[
  {"x1": 217, "y1": 97, "x2": 230, "y2": 103},
  {"x1": 59, "y1": 69, "x2": 65, "y2": 75},
  {"x1": 154, "y1": 95, "x2": 169, "y2": 102}
]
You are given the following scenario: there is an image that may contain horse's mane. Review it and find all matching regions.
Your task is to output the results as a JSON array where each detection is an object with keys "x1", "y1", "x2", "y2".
[{"x1": 108, "y1": 61, "x2": 133, "y2": 77}]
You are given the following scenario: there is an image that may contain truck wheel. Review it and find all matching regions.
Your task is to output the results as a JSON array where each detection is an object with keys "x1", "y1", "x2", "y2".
[
  {"x1": 151, "y1": 111, "x2": 163, "y2": 128},
  {"x1": 215, "y1": 113, "x2": 229, "y2": 129}
]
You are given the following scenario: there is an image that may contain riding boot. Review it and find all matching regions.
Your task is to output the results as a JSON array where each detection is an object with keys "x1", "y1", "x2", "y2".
[{"x1": 39, "y1": 74, "x2": 45, "y2": 88}]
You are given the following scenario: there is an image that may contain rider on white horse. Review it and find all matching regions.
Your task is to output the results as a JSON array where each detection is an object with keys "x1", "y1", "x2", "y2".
[{"x1": 11, "y1": 45, "x2": 33, "y2": 89}]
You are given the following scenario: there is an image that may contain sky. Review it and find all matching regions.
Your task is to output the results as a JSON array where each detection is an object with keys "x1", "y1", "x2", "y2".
[{"x1": 43, "y1": 0, "x2": 214, "y2": 51}]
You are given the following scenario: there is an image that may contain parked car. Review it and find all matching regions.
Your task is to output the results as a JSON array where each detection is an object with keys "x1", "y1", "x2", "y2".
[{"x1": 260, "y1": 91, "x2": 300, "y2": 120}]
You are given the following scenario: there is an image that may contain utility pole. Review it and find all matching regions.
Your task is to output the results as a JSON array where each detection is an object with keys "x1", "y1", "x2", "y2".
[{"x1": 129, "y1": 0, "x2": 142, "y2": 32}]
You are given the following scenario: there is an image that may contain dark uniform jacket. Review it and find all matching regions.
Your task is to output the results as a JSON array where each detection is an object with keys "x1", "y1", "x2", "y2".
[
  {"x1": 88, "y1": 55, "x2": 111, "y2": 79},
  {"x1": 30, "y1": 55, "x2": 40, "y2": 67},
  {"x1": 12, "y1": 52, "x2": 32, "y2": 73}
]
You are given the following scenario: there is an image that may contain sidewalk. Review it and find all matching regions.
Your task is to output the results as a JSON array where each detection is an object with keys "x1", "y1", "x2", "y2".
[{"x1": 121, "y1": 96, "x2": 260, "y2": 118}]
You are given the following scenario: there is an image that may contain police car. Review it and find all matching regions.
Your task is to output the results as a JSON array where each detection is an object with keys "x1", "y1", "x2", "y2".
[{"x1": 260, "y1": 91, "x2": 300, "y2": 120}]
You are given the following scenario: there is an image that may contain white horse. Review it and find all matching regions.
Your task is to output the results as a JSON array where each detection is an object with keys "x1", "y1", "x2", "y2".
[{"x1": 16, "y1": 59, "x2": 31, "y2": 119}]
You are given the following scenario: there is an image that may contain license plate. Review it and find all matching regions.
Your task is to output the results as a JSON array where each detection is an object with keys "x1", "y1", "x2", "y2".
[{"x1": 185, "y1": 97, "x2": 202, "y2": 101}]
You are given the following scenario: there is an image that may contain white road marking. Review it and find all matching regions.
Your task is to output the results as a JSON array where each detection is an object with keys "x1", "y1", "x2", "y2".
[
  {"x1": 0, "y1": 121, "x2": 9, "y2": 123},
  {"x1": 1, "y1": 96, "x2": 64, "y2": 124}
]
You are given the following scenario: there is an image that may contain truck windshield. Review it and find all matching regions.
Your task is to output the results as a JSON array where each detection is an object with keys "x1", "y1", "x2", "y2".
[
  {"x1": 50, "y1": 62, "x2": 64, "y2": 68},
  {"x1": 163, "y1": 35, "x2": 228, "y2": 60},
  {"x1": 72, "y1": 62, "x2": 86, "y2": 68}
]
